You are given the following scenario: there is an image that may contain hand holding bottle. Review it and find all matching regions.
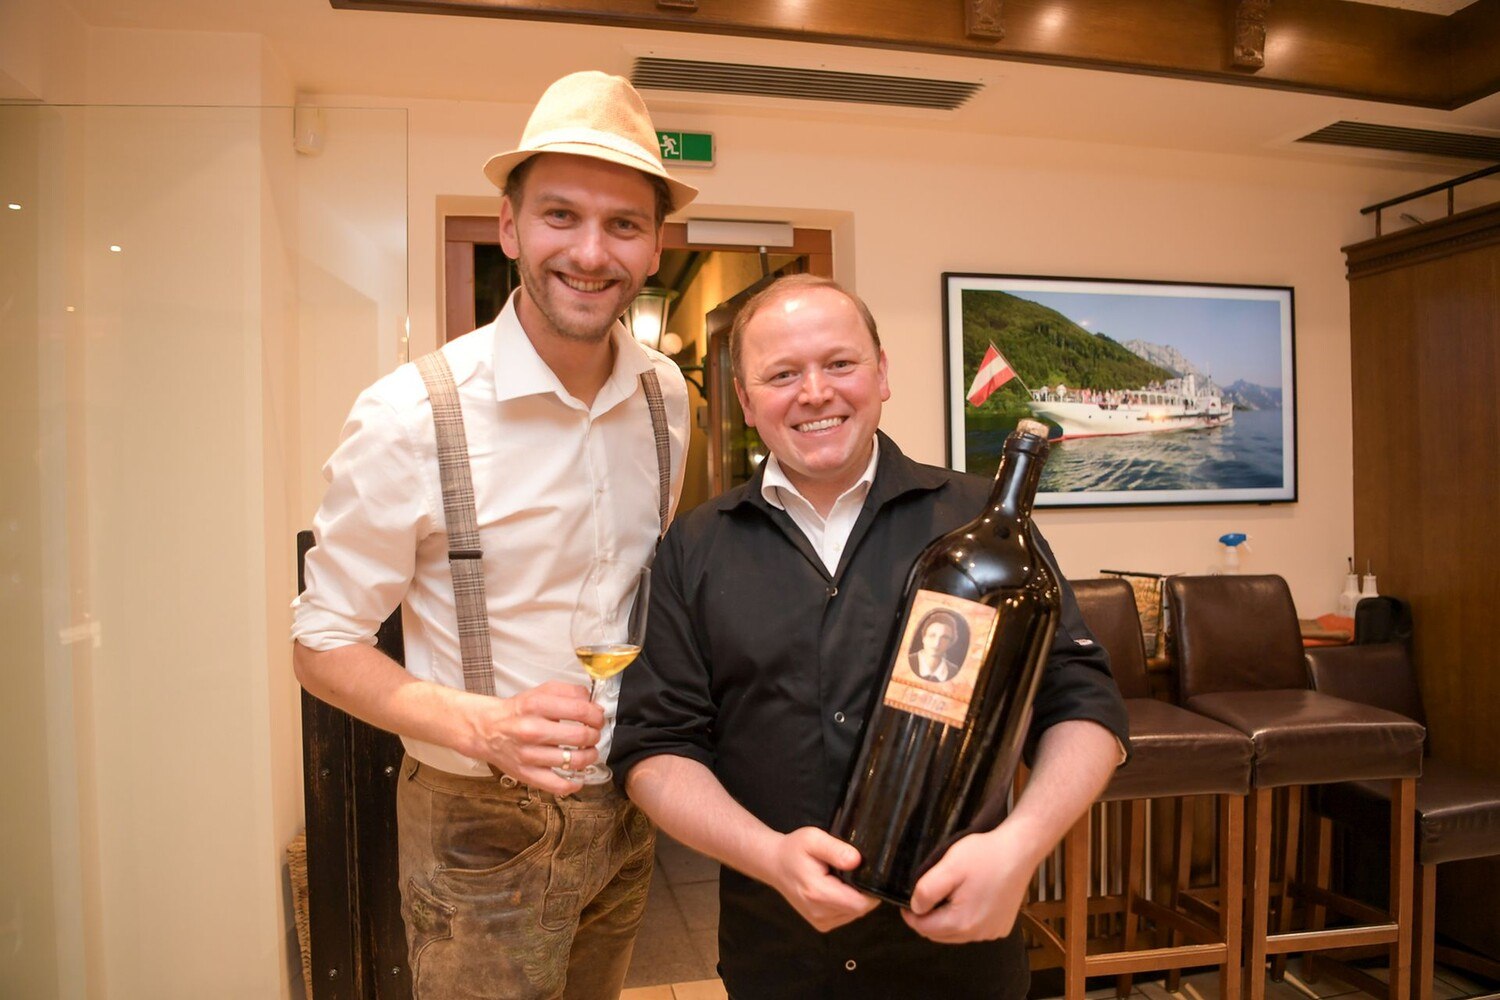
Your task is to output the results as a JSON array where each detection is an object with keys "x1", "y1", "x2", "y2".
[
  {"x1": 900, "y1": 825, "x2": 1037, "y2": 943},
  {"x1": 904, "y1": 718, "x2": 1120, "y2": 943},
  {"x1": 763, "y1": 827, "x2": 879, "y2": 933}
]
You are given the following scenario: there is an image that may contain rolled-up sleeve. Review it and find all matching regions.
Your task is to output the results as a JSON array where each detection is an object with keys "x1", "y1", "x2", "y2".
[
  {"x1": 612, "y1": 523, "x2": 717, "y2": 783},
  {"x1": 291, "y1": 390, "x2": 430, "y2": 651},
  {"x1": 1024, "y1": 531, "x2": 1132, "y2": 765}
]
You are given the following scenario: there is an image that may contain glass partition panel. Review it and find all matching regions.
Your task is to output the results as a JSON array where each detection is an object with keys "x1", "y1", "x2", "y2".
[{"x1": 0, "y1": 103, "x2": 407, "y2": 1000}]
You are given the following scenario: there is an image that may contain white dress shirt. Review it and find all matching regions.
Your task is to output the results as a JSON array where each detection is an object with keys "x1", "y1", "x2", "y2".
[
  {"x1": 293, "y1": 295, "x2": 689, "y2": 775},
  {"x1": 760, "y1": 439, "x2": 881, "y2": 575}
]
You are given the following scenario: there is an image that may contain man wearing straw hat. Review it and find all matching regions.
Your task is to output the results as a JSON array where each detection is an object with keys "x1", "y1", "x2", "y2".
[{"x1": 293, "y1": 71, "x2": 695, "y2": 999}]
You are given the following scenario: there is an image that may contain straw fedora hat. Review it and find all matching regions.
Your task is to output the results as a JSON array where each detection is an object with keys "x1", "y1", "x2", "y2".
[{"x1": 483, "y1": 71, "x2": 698, "y2": 213}]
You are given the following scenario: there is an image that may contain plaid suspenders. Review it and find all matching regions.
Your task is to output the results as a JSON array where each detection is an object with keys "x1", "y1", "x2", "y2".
[{"x1": 414, "y1": 351, "x2": 672, "y2": 702}]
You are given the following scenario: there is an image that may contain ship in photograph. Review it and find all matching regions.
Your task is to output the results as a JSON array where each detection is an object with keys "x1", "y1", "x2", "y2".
[{"x1": 1027, "y1": 371, "x2": 1233, "y2": 440}]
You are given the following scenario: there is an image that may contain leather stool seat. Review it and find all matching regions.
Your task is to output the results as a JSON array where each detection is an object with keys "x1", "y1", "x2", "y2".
[
  {"x1": 1186, "y1": 689, "x2": 1425, "y2": 789},
  {"x1": 1106, "y1": 699, "x2": 1252, "y2": 801},
  {"x1": 1315, "y1": 760, "x2": 1500, "y2": 865}
]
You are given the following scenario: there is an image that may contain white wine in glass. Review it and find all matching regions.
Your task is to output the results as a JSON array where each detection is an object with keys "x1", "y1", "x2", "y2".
[
  {"x1": 556, "y1": 560, "x2": 650, "y2": 785},
  {"x1": 573, "y1": 643, "x2": 641, "y2": 682}
]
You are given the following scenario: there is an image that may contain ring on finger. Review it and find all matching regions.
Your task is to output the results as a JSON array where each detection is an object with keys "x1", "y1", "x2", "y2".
[{"x1": 561, "y1": 748, "x2": 573, "y2": 769}]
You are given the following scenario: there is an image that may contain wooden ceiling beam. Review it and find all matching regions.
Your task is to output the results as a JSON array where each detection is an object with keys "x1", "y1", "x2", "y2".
[
  {"x1": 330, "y1": 0, "x2": 1498, "y2": 109},
  {"x1": 1449, "y1": 0, "x2": 1500, "y2": 108},
  {"x1": 1231, "y1": 0, "x2": 1270, "y2": 70}
]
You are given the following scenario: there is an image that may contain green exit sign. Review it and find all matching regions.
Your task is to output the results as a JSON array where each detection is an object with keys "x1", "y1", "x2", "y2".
[{"x1": 656, "y1": 130, "x2": 714, "y2": 166}]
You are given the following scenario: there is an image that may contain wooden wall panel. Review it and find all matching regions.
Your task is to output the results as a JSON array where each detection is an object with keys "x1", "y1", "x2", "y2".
[{"x1": 1345, "y1": 204, "x2": 1500, "y2": 773}]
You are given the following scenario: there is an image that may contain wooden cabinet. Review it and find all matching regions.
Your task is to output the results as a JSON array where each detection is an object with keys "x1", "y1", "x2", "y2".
[{"x1": 1344, "y1": 203, "x2": 1500, "y2": 960}]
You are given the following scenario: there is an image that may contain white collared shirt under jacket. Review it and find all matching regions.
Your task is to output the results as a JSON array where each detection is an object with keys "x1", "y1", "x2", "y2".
[
  {"x1": 292, "y1": 296, "x2": 690, "y2": 776},
  {"x1": 760, "y1": 439, "x2": 881, "y2": 575}
]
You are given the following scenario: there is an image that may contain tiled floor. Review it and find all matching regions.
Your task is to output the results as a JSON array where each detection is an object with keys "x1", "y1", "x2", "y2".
[
  {"x1": 626, "y1": 962, "x2": 1494, "y2": 1000},
  {"x1": 1046, "y1": 959, "x2": 1497, "y2": 1000},
  {"x1": 620, "y1": 981, "x2": 726, "y2": 1000},
  {"x1": 621, "y1": 836, "x2": 1496, "y2": 1000},
  {"x1": 622, "y1": 833, "x2": 721, "y2": 991}
]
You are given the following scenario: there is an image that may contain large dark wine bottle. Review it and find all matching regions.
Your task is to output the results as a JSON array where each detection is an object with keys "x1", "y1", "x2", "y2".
[{"x1": 829, "y1": 419, "x2": 1061, "y2": 907}]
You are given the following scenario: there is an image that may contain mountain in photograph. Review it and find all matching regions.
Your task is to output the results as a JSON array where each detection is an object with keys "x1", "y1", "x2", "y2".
[
  {"x1": 1122, "y1": 339, "x2": 1199, "y2": 379},
  {"x1": 1223, "y1": 379, "x2": 1282, "y2": 411},
  {"x1": 962, "y1": 292, "x2": 1173, "y2": 406},
  {"x1": 1123, "y1": 338, "x2": 1281, "y2": 411}
]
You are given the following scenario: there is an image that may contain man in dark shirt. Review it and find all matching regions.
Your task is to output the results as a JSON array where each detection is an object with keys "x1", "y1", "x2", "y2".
[{"x1": 613, "y1": 274, "x2": 1129, "y2": 999}]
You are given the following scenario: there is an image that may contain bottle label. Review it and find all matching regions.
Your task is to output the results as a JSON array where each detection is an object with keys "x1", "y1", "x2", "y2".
[{"x1": 881, "y1": 589, "x2": 999, "y2": 728}]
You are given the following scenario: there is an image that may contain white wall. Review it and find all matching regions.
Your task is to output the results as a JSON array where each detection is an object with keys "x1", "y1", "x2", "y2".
[
  {"x1": 258, "y1": 36, "x2": 308, "y2": 1000},
  {"x1": 0, "y1": 0, "x2": 87, "y2": 101},
  {"x1": 293, "y1": 106, "x2": 410, "y2": 517},
  {"x1": 2, "y1": 13, "x2": 355, "y2": 998}
]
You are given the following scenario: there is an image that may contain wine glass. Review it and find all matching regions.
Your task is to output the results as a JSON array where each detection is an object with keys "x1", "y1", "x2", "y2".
[{"x1": 555, "y1": 559, "x2": 650, "y2": 785}]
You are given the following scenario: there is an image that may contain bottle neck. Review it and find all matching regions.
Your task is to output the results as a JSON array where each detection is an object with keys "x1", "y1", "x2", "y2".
[{"x1": 987, "y1": 445, "x2": 1046, "y2": 524}]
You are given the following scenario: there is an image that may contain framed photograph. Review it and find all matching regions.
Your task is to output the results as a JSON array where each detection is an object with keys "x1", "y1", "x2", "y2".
[{"x1": 943, "y1": 273, "x2": 1296, "y2": 507}]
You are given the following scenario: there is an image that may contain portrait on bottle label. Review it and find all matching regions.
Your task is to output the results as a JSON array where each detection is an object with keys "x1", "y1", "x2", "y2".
[{"x1": 882, "y1": 589, "x2": 1000, "y2": 728}]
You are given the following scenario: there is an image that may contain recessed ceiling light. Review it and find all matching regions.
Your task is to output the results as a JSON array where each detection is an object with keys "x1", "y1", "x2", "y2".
[
  {"x1": 6, "y1": 203, "x2": 19, "y2": 211},
  {"x1": 109, "y1": 245, "x2": 122, "y2": 253}
]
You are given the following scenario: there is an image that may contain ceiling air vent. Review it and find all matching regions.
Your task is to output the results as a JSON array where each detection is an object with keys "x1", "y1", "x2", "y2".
[
  {"x1": 1296, "y1": 121, "x2": 1500, "y2": 162},
  {"x1": 630, "y1": 57, "x2": 981, "y2": 111}
]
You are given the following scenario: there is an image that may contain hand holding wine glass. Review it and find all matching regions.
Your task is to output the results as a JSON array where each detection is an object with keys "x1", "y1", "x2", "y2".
[{"x1": 555, "y1": 559, "x2": 649, "y2": 785}]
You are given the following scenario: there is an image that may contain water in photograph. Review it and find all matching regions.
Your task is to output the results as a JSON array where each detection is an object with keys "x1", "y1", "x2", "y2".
[{"x1": 965, "y1": 408, "x2": 1285, "y2": 492}]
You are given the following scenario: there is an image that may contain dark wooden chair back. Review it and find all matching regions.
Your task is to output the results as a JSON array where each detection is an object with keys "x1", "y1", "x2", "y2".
[
  {"x1": 1165, "y1": 574, "x2": 1308, "y2": 701},
  {"x1": 1305, "y1": 642, "x2": 1427, "y2": 728},
  {"x1": 1070, "y1": 577, "x2": 1152, "y2": 700},
  {"x1": 298, "y1": 530, "x2": 412, "y2": 1000}
]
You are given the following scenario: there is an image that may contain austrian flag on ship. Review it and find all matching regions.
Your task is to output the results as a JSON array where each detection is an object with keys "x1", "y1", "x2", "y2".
[{"x1": 966, "y1": 342, "x2": 1018, "y2": 407}]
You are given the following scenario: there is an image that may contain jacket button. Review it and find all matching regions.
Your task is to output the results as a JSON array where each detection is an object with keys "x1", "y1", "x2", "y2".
[
  {"x1": 833, "y1": 712, "x2": 846, "y2": 724},
  {"x1": 844, "y1": 959, "x2": 857, "y2": 971},
  {"x1": 827, "y1": 586, "x2": 838, "y2": 598}
]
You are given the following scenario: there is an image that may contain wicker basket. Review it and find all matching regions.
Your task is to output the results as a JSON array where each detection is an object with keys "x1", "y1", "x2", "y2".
[
  {"x1": 1100, "y1": 569, "x2": 1171, "y2": 659},
  {"x1": 287, "y1": 832, "x2": 314, "y2": 999}
]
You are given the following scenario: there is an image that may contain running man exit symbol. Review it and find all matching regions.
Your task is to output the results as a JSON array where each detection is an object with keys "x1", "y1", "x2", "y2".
[{"x1": 655, "y1": 130, "x2": 715, "y2": 166}]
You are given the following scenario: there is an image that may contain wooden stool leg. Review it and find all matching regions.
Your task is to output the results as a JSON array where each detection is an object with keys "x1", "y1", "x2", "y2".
[
  {"x1": 1302, "y1": 814, "x2": 1334, "y2": 984},
  {"x1": 1065, "y1": 810, "x2": 1090, "y2": 1000},
  {"x1": 1165, "y1": 795, "x2": 1196, "y2": 993},
  {"x1": 1389, "y1": 777, "x2": 1416, "y2": 1000},
  {"x1": 1246, "y1": 787, "x2": 1274, "y2": 1000},
  {"x1": 1271, "y1": 787, "x2": 1303, "y2": 980},
  {"x1": 1413, "y1": 862, "x2": 1435, "y2": 1000},
  {"x1": 1221, "y1": 793, "x2": 1244, "y2": 1000},
  {"x1": 1115, "y1": 799, "x2": 1146, "y2": 998}
]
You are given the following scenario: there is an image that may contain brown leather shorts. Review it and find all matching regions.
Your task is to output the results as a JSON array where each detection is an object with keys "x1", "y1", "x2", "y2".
[{"x1": 396, "y1": 757, "x2": 655, "y2": 1000}]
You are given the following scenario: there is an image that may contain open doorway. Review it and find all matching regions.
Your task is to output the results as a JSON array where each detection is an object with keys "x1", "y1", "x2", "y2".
[{"x1": 442, "y1": 218, "x2": 833, "y2": 511}]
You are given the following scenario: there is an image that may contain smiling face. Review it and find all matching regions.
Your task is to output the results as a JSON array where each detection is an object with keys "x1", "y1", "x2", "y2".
[
  {"x1": 499, "y1": 153, "x2": 662, "y2": 345},
  {"x1": 734, "y1": 285, "x2": 890, "y2": 511}
]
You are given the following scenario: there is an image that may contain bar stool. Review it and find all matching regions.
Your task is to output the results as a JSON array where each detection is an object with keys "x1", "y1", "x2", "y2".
[
  {"x1": 1306, "y1": 642, "x2": 1500, "y2": 1000},
  {"x1": 1021, "y1": 578, "x2": 1253, "y2": 1000},
  {"x1": 1166, "y1": 575, "x2": 1426, "y2": 1000}
]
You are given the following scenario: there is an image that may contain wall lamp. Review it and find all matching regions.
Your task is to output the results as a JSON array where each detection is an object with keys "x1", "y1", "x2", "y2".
[{"x1": 625, "y1": 287, "x2": 706, "y2": 397}]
